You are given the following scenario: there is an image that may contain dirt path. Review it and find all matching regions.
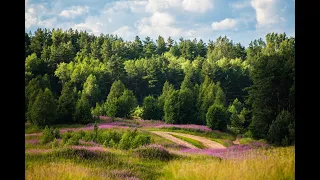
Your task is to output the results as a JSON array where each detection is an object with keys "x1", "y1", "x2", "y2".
[
  {"x1": 150, "y1": 131, "x2": 226, "y2": 149},
  {"x1": 151, "y1": 131, "x2": 198, "y2": 149},
  {"x1": 232, "y1": 135, "x2": 241, "y2": 145}
]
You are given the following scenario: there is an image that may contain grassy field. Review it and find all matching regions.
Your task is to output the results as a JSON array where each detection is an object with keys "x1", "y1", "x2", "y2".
[
  {"x1": 161, "y1": 146, "x2": 295, "y2": 180},
  {"x1": 25, "y1": 119, "x2": 294, "y2": 180}
]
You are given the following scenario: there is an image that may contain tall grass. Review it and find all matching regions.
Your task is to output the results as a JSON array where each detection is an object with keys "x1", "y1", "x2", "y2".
[{"x1": 161, "y1": 146, "x2": 294, "y2": 180}]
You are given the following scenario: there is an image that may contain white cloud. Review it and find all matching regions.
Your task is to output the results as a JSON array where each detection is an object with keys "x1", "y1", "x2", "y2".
[
  {"x1": 182, "y1": 0, "x2": 214, "y2": 13},
  {"x1": 251, "y1": 0, "x2": 281, "y2": 28},
  {"x1": 146, "y1": 0, "x2": 213, "y2": 13},
  {"x1": 59, "y1": 6, "x2": 89, "y2": 19},
  {"x1": 38, "y1": 17, "x2": 57, "y2": 28},
  {"x1": 137, "y1": 12, "x2": 182, "y2": 38},
  {"x1": 230, "y1": 0, "x2": 250, "y2": 9},
  {"x1": 74, "y1": 16, "x2": 104, "y2": 34},
  {"x1": 25, "y1": 4, "x2": 46, "y2": 28},
  {"x1": 112, "y1": 26, "x2": 136, "y2": 39},
  {"x1": 145, "y1": 0, "x2": 181, "y2": 13},
  {"x1": 150, "y1": 12, "x2": 175, "y2": 26},
  {"x1": 212, "y1": 18, "x2": 238, "y2": 31}
]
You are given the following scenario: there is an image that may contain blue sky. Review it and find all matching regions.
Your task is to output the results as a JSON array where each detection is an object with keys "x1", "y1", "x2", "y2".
[{"x1": 25, "y1": 0, "x2": 295, "y2": 47}]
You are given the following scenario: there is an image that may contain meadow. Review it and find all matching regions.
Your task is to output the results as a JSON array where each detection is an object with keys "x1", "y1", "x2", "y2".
[{"x1": 25, "y1": 117, "x2": 294, "y2": 180}]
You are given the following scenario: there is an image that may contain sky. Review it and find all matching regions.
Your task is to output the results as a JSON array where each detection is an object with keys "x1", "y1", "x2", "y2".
[{"x1": 25, "y1": 0, "x2": 295, "y2": 47}]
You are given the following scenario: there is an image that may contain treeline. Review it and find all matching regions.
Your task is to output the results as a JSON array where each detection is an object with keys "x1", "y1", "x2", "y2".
[{"x1": 25, "y1": 28, "x2": 295, "y2": 146}]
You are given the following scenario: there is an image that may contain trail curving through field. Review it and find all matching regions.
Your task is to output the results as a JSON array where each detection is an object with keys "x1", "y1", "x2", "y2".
[
  {"x1": 150, "y1": 131, "x2": 226, "y2": 149},
  {"x1": 151, "y1": 131, "x2": 198, "y2": 149}
]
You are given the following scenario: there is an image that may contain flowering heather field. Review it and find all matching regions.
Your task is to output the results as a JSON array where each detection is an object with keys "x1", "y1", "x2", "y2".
[{"x1": 25, "y1": 119, "x2": 294, "y2": 179}]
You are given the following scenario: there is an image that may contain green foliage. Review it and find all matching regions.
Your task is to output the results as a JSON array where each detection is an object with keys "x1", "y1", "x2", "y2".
[
  {"x1": 132, "y1": 106, "x2": 144, "y2": 119},
  {"x1": 25, "y1": 29, "x2": 294, "y2": 146},
  {"x1": 83, "y1": 74, "x2": 100, "y2": 107},
  {"x1": 206, "y1": 105, "x2": 229, "y2": 131},
  {"x1": 142, "y1": 96, "x2": 160, "y2": 120},
  {"x1": 158, "y1": 81, "x2": 175, "y2": 119},
  {"x1": 73, "y1": 96, "x2": 93, "y2": 124},
  {"x1": 52, "y1": 138, "x2": 59, "y2": 149},
  {"x1": 118, "y1": 129, "x2": 150, "y2": 150},
  {"x1": 30, "y1": 88, "x2": 57, "y2": 127},
  {"x1": 178, "y1": 88, "x2": 196, "y2": 124},
  {"x1": 268, "y1": 110, "x2": 295, "y2": 146},
  {"x1": 40, "y1": 126, "x2": 55, "y2": 144},
  {"x1": 117, "y1": 89, "x2": 137, "y2": 118},
  {"x1": 54, "y1": 128, "x2": 61, "y2": 138},
  {"x1": 91, "y1": 102, "x2": 104, "y2": 116},
  {"x1": 57, "y1": 82, "x2": 77, "y2": 124},
  {"x1": 164, "y1": 90, "x2": 180, "y2": 124},
  {"x1": 105, "y1": 80, "x2": 137, "y2": 118},
  {"x1": 248, "y1": 33, "x2": 294, "y2": 139}
]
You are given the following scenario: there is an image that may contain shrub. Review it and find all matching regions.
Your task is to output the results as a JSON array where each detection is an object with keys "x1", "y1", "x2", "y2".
[
  {"x1": 135, "y1": 144, "x2": 172, "y2": 161},
  {"x1": 118, "y1": 130, "x2": 133, "y2": 150},
  {"x1": 109, "y1": 139, "x2": 116, "y2": 148},
  {"x1": 132, "y1": 106, "x2": 143, "y2": 119},
  {"x1": 132, "y1": 134, "x2": 151, "y2": 149},
  {"x1": 40, "y1": 126, "x2": 55, "y2": 144},
  {"x1": 52, "y1": 138, "x2": 59, "y2": 149},
  {"x1": 53, "y1": 128, "x2": 60, "y2": 138},
  {"x1": 206, "y1": 105, "x2": 229, "y2": 131}
]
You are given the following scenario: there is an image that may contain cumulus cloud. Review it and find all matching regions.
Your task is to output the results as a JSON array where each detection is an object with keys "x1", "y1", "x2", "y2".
[
  {"x1": 251, "y1": 0, "x2": 281, "y2": 28},
  {"x1": 74, "y1": 16, "x2": 104, "y2": 34},
  {"x1": 212, "y1": 18, "x2": 238, "y2": 31},
  {"x1": 136, "y1": 12, "x2": 183, "y2": 38},
  {"x1": 182, "y1": 0, "x2": 214, "y2": 13},
  {"x1": 112, "y1": 26, "x2": 136, "y2": 39},
  {"x1": 25, "y1": 4, "x2": 46, "y2": 28},
  {"x1": 145, "y1": 0, "x2": 181, "y2": 13},
  {"x1": 145, "y1": 0, "x2": 214, "y2": 13},
  {"x1": 59, "y1": 6, "x2": 89, "y2": 19}
]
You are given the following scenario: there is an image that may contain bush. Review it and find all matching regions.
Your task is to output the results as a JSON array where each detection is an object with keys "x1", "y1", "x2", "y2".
[
  {"x1": 54, "y1": 128, "x2": 60, "y2": 138},
  {"x1": 40, "y1": 126, "x2": 55, "y2": 144},
  {"x1": 132, "y1": 134, "x2": 151, "y2": 149},
  {"x1": 118, "y1": 129, "x2": 150, "y2": 150},
  {"x1": 65, "y1": 133, "x2": 81, "y2": 146},
  {"x1": 206, "y1": 105, "x2": 229, "y2": 131},
  {"x1": 52, "y1": 138, "x2": 59, "y2": 149},
  {"x1": 132, "y1": 106, "x2": 143, "y2": 119},
  {"x1": 118, "y1": 130, "x2": 133, "y2": 150},
  {"x1": 61, "y1": 131, "x2": 81, "y2": 146},
  {"x1": 268, "y1": 110, "x2": 295, "y2": 146},
  {"x1": 135, "y1": 144, "x2": 172, "y2": 161}
]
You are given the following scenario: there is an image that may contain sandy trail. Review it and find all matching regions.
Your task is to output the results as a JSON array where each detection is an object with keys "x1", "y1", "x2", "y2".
[
  {"x1": 151, "y1": 131, "x2": 198, "y2": 149},
  {"x1": 150, "y1": 131, "x2": 226, "y2": 149}
]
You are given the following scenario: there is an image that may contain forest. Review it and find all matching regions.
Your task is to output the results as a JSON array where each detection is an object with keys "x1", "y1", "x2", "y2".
[{"x1": 25, "y1": 28, "x2": 295, "y2": 146}]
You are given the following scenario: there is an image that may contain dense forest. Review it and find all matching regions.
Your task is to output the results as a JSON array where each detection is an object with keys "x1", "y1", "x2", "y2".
[{"x1": 25, "y1": 28, "x2": 295, "y2": 146}]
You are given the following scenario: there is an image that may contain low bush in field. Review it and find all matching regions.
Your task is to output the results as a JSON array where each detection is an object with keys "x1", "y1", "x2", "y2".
[
  {"x1": 59, "y1": 128, "x2": 151, "y2": 150},
  {"x1": 51, "y1": 138, "x2": 59, "y2": 149},
  {"x1": 40, "y1": 126, "x2": 55, "y2": 144},
  {"x1": 134, "y1": 144, "x2": 172, "y2": 161},
  {"x1": 118, "y1": 129, "x2": 151, "y2": 150},
  {"x1": 61, "y1": 131, "x2": 82, "y2": 146},
  {"x1": 39, "y1": 126, "x2": 61, "y2": 145}
]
